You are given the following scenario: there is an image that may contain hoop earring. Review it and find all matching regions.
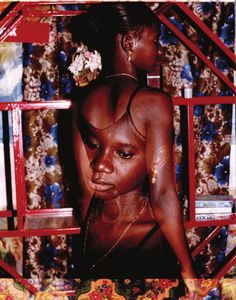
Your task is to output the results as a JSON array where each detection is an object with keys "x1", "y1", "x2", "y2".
[{"x1": 127, "y1": 50, "x2": 132, "y2": 62}]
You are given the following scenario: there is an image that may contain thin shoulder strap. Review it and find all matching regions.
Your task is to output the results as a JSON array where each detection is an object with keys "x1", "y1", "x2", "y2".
[
  {"x1": 132, "y1": 223, "x2": 161, "y2": 253},
  {"x1": 126, "y1": 85, "x2": 143, "y2": 113},
  {"x1": 126, "y1": 85, "x2": 145, "y2": 140}
]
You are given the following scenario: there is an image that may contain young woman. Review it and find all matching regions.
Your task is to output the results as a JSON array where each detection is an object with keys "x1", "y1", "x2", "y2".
[{"x1": 70, "y1": 2, "x2": 196, "y2": 280}]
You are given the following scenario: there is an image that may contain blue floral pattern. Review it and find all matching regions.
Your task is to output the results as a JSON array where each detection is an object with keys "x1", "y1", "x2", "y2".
[
  {"x1": 213, "y1": 156, "x2": 229, "y2": 186},
  {"x1": 40, "y1": 80, "x2": 56, "y2": 100},
  {"x1": 219, "y1": 14, "x2": 234, "y2": 47},
  {"x1": 180, "y1": 64, "x2": 193, "y2": 83},
  {"x1": 44, "y1": 183, "x2": 63, "y2": 208},
  {"x1": 200, "y1": 121, "x2": 218, "y2": 142},
  {"x1": 160, "y1": 17, "x2": 184, "y2": 46}
]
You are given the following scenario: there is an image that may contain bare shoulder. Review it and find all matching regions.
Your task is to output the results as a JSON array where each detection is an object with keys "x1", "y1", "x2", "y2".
[{"x1": 133, "y1": 86, "x2": 173, "y2": 125}]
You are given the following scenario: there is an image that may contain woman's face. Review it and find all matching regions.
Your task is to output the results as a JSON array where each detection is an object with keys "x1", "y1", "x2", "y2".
[
  {"x1": 83, "y1": 124, "x2": 146, "y2": 201},
  {"x1": 132, "y1": 25, "x2": 159, "y2": 73}
]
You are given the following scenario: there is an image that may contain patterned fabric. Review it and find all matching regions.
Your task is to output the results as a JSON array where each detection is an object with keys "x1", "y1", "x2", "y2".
[
  {"x1": 0, "y1": 279, "x2": 29, "y2": 299},
  {"x1": 0, "y1": 278, "x2": 235, "y2": 300},
  {"x1": 22, "y1": 11, "x2": 76, "y2": 282},
  {"x1": 0, "y1": 278, "x2": 232, "y2": 300}
]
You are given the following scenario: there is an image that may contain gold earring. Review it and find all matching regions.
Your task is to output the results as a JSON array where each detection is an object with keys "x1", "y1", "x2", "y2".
[{"x1": 127, "y1": 50, "x2": 132, "y2": 62}]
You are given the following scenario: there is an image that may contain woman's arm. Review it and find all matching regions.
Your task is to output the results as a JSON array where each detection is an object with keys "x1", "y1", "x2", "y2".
[
  {"x1": 72, "y1": 104, "x2": 93, "y2": 221},
  {"x1": 143, "y1": 90, "x2": 196, "y2": 278}
]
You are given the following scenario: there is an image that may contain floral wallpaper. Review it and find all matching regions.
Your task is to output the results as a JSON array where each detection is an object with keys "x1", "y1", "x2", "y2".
[
  {"x1": 0, "y1": 1, "x2": 235, "y2": 295},
  {"x1": 22, "y1": 9, "x2": 77, "y2": 284}
]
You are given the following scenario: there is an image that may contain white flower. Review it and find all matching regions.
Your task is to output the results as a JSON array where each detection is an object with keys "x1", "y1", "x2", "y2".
[
  {"x1": 68, "y1": 53, "x2": 84, "y2": 75},
  {"x1": 85, "y1": 50, "x2": 102, "y2": 72},
  {"x1": 77, "y1": 43, "x2": 88, "y2": 53},
  {"x1": 68, "y1": 43, "x2": 102, "y2": 77},
  {"x1": 43, "y1": 136, "x2": 54, "y2": 150}
]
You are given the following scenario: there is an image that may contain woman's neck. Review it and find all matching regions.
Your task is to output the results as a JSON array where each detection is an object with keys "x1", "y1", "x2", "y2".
[{"x1": 95, "y1": 191, "x2": 146, "y2": 222}]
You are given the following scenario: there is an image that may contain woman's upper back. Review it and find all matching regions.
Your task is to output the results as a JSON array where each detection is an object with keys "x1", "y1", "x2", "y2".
[{"x1": 76, "y1": 76, "x2": 170, "y2": 141}]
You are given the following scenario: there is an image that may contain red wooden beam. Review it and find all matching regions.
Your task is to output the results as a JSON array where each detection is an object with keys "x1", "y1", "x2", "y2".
[
  {"x1": 0, "y1": 13, "x2": 23, "y2": 43},
  {"x1": 1, "y1": 98, "x2": 235, "y2": 111},
  {"x1": 22, "y1": 8, "x2": 85, "y2": 17},
  {"x1": 23, "y1": 227, "x2": 81, "y2": 237},
  {"x1": 176, "y1": 2, "x2": 236, "y2": 66},
  {"x1": 0, "y1": 100, "x2": 71, "y2": 111},
  {"x1": 187, "y1": 105, "x2": 196, "y2": 222},
  {"x1": 214, "y1": 247, "x2": 236, "y2": 279},
  {"x1": 158, "y1": 14, "x2": 236, "y2": 93},
  {"x1": 12, "y1": 109, "x2": 26, "y2": 228},
  {"x1": 0, "y1": 227, "x2": 80, "y2": 238},
  {"x1": 0, "y1": 259, "x2": 38, "y2": 295},
  {"x1": 172, "y1": 96, "x2": 236, "y2": 105},
  {"x1": 24, "y1": 207, "x2": 74, "y2": 215},
  {"x1": 191, "y1": 226, "x2": 222, "y2": 257},
  {"x1": 0, "y1": 2, "x2": 23, "y2": 29},
  {"x1": 0, "y1": 210, "x2": 13, "y2": 217},
  {"x1": 0, "y1": 2, "x2": 25, "y2": 42},
  {"x1": 154, "y1": 3, "x2": 175, "y2": 16}
]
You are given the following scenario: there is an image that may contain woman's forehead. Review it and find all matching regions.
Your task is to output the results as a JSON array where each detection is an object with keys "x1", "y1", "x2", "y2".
[{"x1": 89, "y1": 125, "x2": 145, "y2": 149}]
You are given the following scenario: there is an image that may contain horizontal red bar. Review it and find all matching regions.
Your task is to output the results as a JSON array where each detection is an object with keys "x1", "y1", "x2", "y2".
[
  {"x1": 23, "y1": 9, "x2": 84, "y2": 17},
  {"x1": 23, "y1": 227, "x2": 81, "y2": 236},
  {"x1": 172, "y1": 96, "x2": 236, "y2": 105},
  {"x1": 0, "y1": 98, "x2": 234, "y2": 111},
  {"x1": 24, "y1": 207, "x2": 73, "y2": 216},
  {"x1": 0, "y1": 100, "x2": 71, "y2": 111},
  {"x1": 0, "y1": 227, "x2": 81, "y2": 238},
  {"x1": 0, "y1": 210, "x2": 14, "y2": 217}
]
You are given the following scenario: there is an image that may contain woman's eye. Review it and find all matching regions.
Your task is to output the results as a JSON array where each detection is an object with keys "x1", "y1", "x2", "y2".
[
  {"x1": 89, "y1": 142, "x2": 100, "y2": 149},
  {"x1": 116, "y1": 151, "x2": 134, "y2": 159},
  {"x1": 85, "y1": 139, "x2": 100, "y2": 149}
]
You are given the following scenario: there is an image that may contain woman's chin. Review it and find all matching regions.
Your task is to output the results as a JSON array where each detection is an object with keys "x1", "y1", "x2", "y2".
[{"x1": 94, "y1": 189, "x2": 118, "y2": 201}]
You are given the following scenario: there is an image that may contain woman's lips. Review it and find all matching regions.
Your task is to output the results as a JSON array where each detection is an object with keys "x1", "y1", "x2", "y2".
[{"x1": 89, "y1": 180, "x2": 114, "y2": 192}]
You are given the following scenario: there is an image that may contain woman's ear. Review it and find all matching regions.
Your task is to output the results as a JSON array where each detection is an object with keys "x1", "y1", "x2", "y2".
[
  {"x1": 121, "y1": 32, "x2": 135, "y2": 53},
  {"x1": 121, "y1": 32, "x2": 137, "y2": 62}
]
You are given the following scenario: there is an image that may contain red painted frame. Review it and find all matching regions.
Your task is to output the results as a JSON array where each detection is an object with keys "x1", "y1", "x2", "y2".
[{"x1": 0, "y1": 0, "x2": 235, "y2": 294}]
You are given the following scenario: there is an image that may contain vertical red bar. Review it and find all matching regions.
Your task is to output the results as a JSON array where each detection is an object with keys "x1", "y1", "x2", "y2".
[
  {"x1": 12, "y1": 109, "x2": 27, "y2": 230},
  {"x1": 187, "y1": 105, "x2": 196, "y2": 221}
]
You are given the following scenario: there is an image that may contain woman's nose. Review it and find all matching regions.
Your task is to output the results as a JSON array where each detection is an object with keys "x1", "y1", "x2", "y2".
[{"x1": 91, "y1": 150, "x2": 114, "y2": 174}]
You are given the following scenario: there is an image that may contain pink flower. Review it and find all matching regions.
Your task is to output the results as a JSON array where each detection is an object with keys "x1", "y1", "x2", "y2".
[
  {"x1": 103, "y1": 286, "x2": 112, "y2": 296},
  {"x1": 89, "y1": 291, "x2": 102, "y2": 300},
  {"x1": 159, "y1": 279, "x2": 171, "y2": 289},
  {"x1": 0, "y1": 284, "x2": 5, "y2": 292},
  {"x1": 84, "y1": 51, "x2": 91, "y2": 59},
  {"x1": 133, "y1": 287, "x2": 140, "y2": 294},
  {"x1": 5, "y1": 296, "x2": 14, "y2": 300}
]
